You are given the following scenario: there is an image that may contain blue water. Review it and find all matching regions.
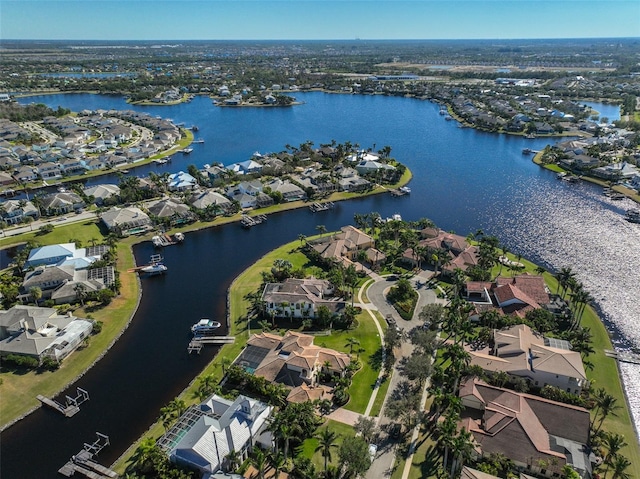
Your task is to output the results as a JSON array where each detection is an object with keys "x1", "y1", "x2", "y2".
[{"x1": 5, "y1": 92, "x2": 638, "y2": 478}]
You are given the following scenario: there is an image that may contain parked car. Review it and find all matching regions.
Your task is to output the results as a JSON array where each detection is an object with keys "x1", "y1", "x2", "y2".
[{"x1": 368, "y1": 443, "x2": 377, "y2": 462}]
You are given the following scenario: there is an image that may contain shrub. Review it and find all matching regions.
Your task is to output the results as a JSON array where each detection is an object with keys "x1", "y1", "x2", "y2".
[{"x1": 4, "y1": 354, "x2": 39, "y2": 369}]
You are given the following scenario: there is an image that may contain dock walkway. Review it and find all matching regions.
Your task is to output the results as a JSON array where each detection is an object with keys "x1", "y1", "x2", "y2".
[
  {"x1": 58, "y1": 433, "x2": 117, "y2": 478},
  {"x1": 605, "y1": 349, "x2": 640, "y2": 365},
  {"x1": 37, "y1": 387, "x2": 89, "y2": 417},
  {"x1": 188, "y1": 336, "x2": 235, "y2": 353}
]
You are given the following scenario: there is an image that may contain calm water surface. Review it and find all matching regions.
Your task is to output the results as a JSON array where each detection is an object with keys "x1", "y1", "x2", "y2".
[{"x1": 3, "y1": 93, "x2": 636, "y2": 478}]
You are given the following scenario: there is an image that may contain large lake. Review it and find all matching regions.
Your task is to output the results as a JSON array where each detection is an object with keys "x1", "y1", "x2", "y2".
[{"x1": 2, "y1": 92, "x2": 636, "y2": 478}]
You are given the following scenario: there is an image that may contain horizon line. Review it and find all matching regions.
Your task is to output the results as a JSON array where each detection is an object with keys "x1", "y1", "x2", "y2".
[{"x1": 3, "y1": 36, "x2": 640, "y2": 42}]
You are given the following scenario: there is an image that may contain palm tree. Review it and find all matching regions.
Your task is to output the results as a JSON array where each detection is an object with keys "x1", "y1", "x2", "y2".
[
  {"x1": 250, "y1": 449, "x2": 268, "y2": 479},
  {"x1": 315, "y1": 427, "x2": 339, "y2": 476},
  {"x1": 316, "y1": 224, "x2": 327, "y2": 238},
  {"x1": 450, "y1": 427, "x2": 475, "y2": 477},
  {"x1": 346, "y1": 336, "x2": 360, "y2": 355},
  {"x1": 592, "y1": 391, "x2": 622, "y2": 435},
  {"x1": 225, "y1": 449, "x2": 241, "y2": 473},
  {"x1": 220, "y1": 357, "x2": 232, "y2": 375},
  {"x1": 554, "y1": 266, "x2": 576, "y2": 299},
  {"x1": 128, "y1": 437, "x2": 159, "y2": 474},
  {"x1": 609, "y1": 455, "x2": 632, "y2": 479},
  {"x1": 268, "y1": 451, "x2": 286, "y2": 479},
  {"x1": 603, "y1": 432, "x2": 628, "y2": 476},
  {"x1": 29, "y1": 286, "x2": 42, "y2": 306},
  {"x1": 298, "y1": 233, "x2": 307, "y2": 246}
]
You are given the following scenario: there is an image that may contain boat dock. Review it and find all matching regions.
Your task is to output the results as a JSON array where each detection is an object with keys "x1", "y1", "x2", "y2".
[
  {"x1": 605, "y1": 349, "x2": 640, "y2": 365},
  {"x1": 241, "y1": 214, "x2": 267, "y2": 228},
  {"x1": 152, "y1": 232, "x2": 184, "y2": 247},
  {"x1": 188, "y1": 336, "x2": 235, "y2": 354},
  {"x1": 309, "y1": 201, "x2": 334, "y2": 212},
  {"x1": 37, "y1": 387, "x2": 89, "y2": 417},
  {"x1": 58, "y1": 433, "x2": 117, "y2": 478}
]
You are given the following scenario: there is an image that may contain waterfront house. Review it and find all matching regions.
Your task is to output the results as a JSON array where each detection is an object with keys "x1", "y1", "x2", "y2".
[
  {"x1": 101, "y1": 206, "x2": 152, "y2": 236},
  {"x1": 261, "y1": 277, "x2": 345, "y2": 320},
  {"x1": 168, "y1": 171, "x2": 197, "y2": 192},
  {"x1": 466, "y1": 324, "x2": 588, "y2": 395},
  {"x1": 235, "y1": 331, "x2": 350, "y2": 401},
  {"x1": 0, "y1": 305, "x2": 94, "y2": 363},
  {"x1": 37, "y1": 162, "x2": 63, "y2": 180},
  {"x1": 458, "y1": 378, "x2": 592, "y2": 478},
  {"x1": 25, "y1": 243, "x2": 107, "y2": 269},
  {"x1": 159, "y1": 394, "x2": 273, "y2": 476},
  {"x1": 264, "y1": 178, "x2": 306, "y2": 202},
  {"x1": 83, "y1": 184, "x2": 120, "y2": 205},
  {"x1": 145, "y1": 198, "x2": 194, "y2": 226},
  {"x1": 40, "y1": 192, "x2": 85, "y2": 216},
  {"x1": 189, "y1": 190, "x2": 233, "y2": 212},
  {"x1": 309, "y1": 225, "x2": 380, "y2": 271},
  {"x1": 226, "y1": 159, "x2": 263, "y2": 175}
]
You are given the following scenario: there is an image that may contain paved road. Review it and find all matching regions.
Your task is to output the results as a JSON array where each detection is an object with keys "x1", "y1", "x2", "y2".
[
  {"x1": 1, "y1": 210, "x2": 99, "y2": 240},
  {"x1": 365, "y1": 272, "x2": 445, "y2": 479}
]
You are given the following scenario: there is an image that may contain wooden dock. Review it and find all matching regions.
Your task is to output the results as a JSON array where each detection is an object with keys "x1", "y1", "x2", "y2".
[
  {"x1": 605, "y1": 349, "x2": 640, "y2": 365},
  {"x1": 58, "y1": 433, "x2": 117, "y2": 478},
  {"x1": 188, "y1": 336, "x2": 235, "y2": 353},
  {"x1": 37, "y1": 387, "x2": 89, "y2": 417}
]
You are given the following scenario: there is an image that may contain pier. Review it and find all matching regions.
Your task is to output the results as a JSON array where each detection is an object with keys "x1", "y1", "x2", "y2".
[
  {"x1": 240, "y1": 214, "x2": 267, "y2": 228},
  {"x1": 389, "y1": 187, "x2": 410, "y2": 197},
  {"x1": 37, "y1": 387, "x2": 89, "y2": 417},
  {"x1": 58, "y1": 433, "x2": 117, "y2": 478},
  {"x1": 309, "y1": 201, "x2": 334, "y2": 212},
  {"x1": 188, "y1": 336, "x2": 235, "y2": 354},
  {"x1": 605, "y1": 349, "x2": 640, "y2": 365}
]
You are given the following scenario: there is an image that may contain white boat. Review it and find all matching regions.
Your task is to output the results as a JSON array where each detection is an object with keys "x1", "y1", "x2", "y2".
[
  {"x1": 174, "y1": 232, "x2": 185, "y2": 242},
  {"x1": 152, "y1": 235, "x2": 164, "y2": 247},
  {"x1": 399, "y1": 186, "x2": 411, "y2": 194},
  {"x1": 183, "y1": 148, "x2": 193, "y2": 154},
  {"x1": 140, "y1": 254, "x2": 167, "y2": 275},
  {"x1": 191, "y1": 318, "x2": 221, "y2": 335},
  {"x1": 140, "y1": 262, "x2": 167, "y2": 275}
]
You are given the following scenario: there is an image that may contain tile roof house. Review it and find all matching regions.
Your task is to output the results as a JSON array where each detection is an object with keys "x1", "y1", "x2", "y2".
[
  {"x1": 310, "y1": 225, "x2": 383, "y2": 271},
  {"x1": 235, "y1": 331, "x2": 350, "y2": 402},
  {"x1": 168, "y1": 171, "x2": 197, "y2": 192},
  {"x1": 0, "y1": 199, "x2": 40, "y2": 225},
  {"x1": 83, "y1": 184, "x2": 120, "y2": 205},
  {"x1": 41, "y1": 192, "x2": 85, "y2": 216},
  {"x1": 189, "y1": 190, "x2": 233, "y2": 212},
  {"x1": 101, "y1": 206, "x2": 152, "y2": 236},
  {"x1": 159, "y1": 394, "x2": 273, "y2": 476},
  {"x1": 464, "y1": 275, "x2": 552, "y2": 319},
  {"x1": 0, "y1": 305, "x2": 94, "y2": 362},
  {"x1": 459, "y1": 378, "x2": 592, "y2": 478},
  {"x1": 262, "y1": 277, "x2": 345, "y2": 319},
  {"x1": 145, "y1": 198, "x2": 194, "y2": 225},
  {"x1": 467, "y1": 324, "x2": 588, "y2": 395}
]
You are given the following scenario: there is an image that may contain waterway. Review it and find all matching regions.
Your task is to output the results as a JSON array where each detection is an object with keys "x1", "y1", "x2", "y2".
[{"x1": 2, "y1": 92, "x2": 636, "y2": 478}]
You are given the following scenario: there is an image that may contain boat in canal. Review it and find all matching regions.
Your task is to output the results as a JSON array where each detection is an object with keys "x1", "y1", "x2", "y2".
[
  {"x1": 182, "y1": 148, "x2": 193, "y2": 154},
  {"x1": 191, "y1": 318, "x2": 221, "y2": 335},
  {"x1": 139, "y1": 254, "x2": 168, "y2": 275}
]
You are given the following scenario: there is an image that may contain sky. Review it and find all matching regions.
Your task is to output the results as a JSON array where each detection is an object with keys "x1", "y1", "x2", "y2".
[{"x1": 1, "y1": 0, "x2": 639, "y2": 41}]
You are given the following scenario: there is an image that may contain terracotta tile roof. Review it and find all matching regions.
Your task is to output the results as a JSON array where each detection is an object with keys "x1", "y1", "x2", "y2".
[{"x1": 459, "y1": 378, "x2": 590, "y2": 468}]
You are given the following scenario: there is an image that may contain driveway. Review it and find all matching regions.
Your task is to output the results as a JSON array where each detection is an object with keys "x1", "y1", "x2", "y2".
[{"x1": 364, "y1": 272, "x2": 445, "y2": 479}]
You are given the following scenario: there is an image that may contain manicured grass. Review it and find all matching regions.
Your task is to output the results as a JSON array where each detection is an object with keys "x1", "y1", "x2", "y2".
[
  {"x1": 0, "y1": 218, "x2": 104, "y2": 249},
  {"x1": 369, "y1": 370, "x2": 392, "y2": 418},
  {"x1": 300, "y1": 419, "x2": 356, "y2": 472},
  {"x1": 314, "y1": 312, "x2": 382, "y2": 414},
  {"x1": 406, "y1": 430, "x2": 439, "y2": 479}
]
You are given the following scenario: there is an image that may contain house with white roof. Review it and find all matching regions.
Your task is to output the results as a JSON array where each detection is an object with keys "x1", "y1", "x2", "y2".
[
  {"x1": 159, "y1": 394, "x2": 273, "y2": 476},
  {"x1": 226, "y1": 159, "x2": 263, "y2": 175},
  {"x1": 0, "y1": 305, "x2": 94, "y2": 362},
  {"x1": 168, "y1": 171, "x2": 197, "y2": 192}
]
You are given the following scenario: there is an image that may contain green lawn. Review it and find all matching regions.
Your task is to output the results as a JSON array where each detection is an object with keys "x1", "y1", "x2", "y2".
[
  {"x1": 0, "y1": 240, "x2": 138, "y2": 427},
  {"x1": 0, "y1": 218, "x2": 104, "y2": 249},
  {"x1": 300, "y1": 419, "x2": 356, "y2": 472},
  {"x1": 313, "y1": 312, "x2": 382, "y2": 414}
]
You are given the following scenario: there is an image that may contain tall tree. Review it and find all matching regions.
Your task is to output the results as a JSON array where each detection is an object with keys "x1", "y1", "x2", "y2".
[{"x1": 315, "y1": 427, "x2": 339, "y2": 476}]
